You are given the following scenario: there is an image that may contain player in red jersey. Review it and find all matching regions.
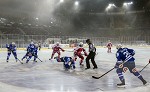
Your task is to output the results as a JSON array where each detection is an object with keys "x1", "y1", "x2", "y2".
[
  {"x1": 74, "y1": 42, "x2": 87, "y2": 66},
  {"x1": 50, "y1": 42, "x2": 65, "y2": 62},
  {"x1": 107, "y1": 40, "x2": 112, "y2": 53}
]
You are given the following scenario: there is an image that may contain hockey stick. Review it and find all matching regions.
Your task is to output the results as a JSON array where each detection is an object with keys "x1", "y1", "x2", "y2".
[
  {"x1": 16, "y1": 58, "x2": 23, "y2": 64},
  {"x1": 64, "y1": 50, "x2": 74, "y2": 52},
  {"x1": 32, "y1": 54, "x2": 43, "y2": 62},
  {"x1": 92, "y1": 67, "x2": 115, "y2": 79},
  {"x1": 92, "y1": 61, "x2": 127, "y2": 79},
  {"x1": 35, "y1": 57, "x2": 43, "y2": 62},
  {"x1": 92, "y1": 59, "x2": 150, "y2": 79},
  {"x1": 139, "y1": 59, "x2": 150, "y2": 73}
]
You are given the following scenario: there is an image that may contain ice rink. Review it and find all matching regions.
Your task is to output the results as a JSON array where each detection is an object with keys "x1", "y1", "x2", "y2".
[{"x1": 0, "y1": 46, "x2": 150, "y2": 92}]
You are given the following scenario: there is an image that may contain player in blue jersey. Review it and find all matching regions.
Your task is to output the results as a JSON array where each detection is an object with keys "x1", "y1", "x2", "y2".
[
  {"x1": 22, "y1": 42, "x2": 34, "y2": 61},
  {"x1": 6, "y1": 42, "x2": 18, "y2": 62},
  {"x1": 22, "y1": 42, "x2": 37, "y2": 63},
  {"x1": 55, "y1": 56, "x2": 75, "y2": 70},
  {"x1": 114, "y1": 44, "x2": 147, "y2": 87},
  {"x1": 33, "y1": 43, "x2": 39, "y2": 62}
]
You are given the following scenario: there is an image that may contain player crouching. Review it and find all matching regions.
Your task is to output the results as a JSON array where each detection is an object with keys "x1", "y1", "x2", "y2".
[
  {"x1": 73, "y1": 42, "x2": 87, "y2": 67},
  {"x1": 50, "y1": 42, "x2": 65, "y2": 62},
  {"x1": 55, "y1": 56, "x2": 76, "y2": 70}
]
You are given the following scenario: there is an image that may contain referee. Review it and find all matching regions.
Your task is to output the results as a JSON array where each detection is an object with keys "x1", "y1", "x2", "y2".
[{"x1": 85, "y1": 39, "x2": 98, "y2": 69}]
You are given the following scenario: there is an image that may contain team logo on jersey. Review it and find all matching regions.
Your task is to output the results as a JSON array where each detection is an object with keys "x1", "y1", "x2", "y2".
[{"x1": 123, "y1": 67, "x2": 128, "y2": 73}]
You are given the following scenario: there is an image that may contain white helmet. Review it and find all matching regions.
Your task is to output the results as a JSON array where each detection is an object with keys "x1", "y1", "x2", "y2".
[
  {"x1": 31, "y1": 42, "x2": 34, "y2": 44},
  {"x1": 116, "y1": 44, "x2": 122, "y2": 49},
  {"x1": 35, "y1": 43, "x2": 39, "y2": 47},
  {"x1": 79, "y1": 42, "x2": 83, "y2": 47},
  {"x1": 56, "y1": 42, "x2": 59, "y2": 46},
  {"x1": 12, "y1": 42, "x2": 15, "y2": 45}
]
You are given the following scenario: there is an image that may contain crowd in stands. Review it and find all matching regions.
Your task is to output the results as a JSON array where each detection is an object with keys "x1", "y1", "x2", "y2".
[{"x1": 0, "y1": 11, "x2": 150, "y2": 37}]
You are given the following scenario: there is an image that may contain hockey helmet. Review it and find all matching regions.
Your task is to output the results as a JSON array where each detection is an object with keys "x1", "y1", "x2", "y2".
[
  {"x1": 67, "y1": 57, "x2": 71, "y2": 61},
  {"x1": 31, "y1": 42, "x2": 34, "y2": 44},
  {"x1": 12, "y1": 42, "x2": 15, "y2": 45},
  {"x1": 86, "y1": 39, "x2": 90, "y2": 43},
  {"x1": 35, "y1": 43, "x2": 39, "y2": 47},
  {"x1": 79, "y1": 42, "x2": 83, "y2": 47},
  {"x1": 56, "y1": 42, "x2": 59, "y2": 46},
  {"x1": 116, "y1": 44, "x2": 122, "y2": 49}
]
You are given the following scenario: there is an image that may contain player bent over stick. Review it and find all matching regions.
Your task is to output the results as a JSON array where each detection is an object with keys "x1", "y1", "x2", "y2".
[
  {"x1": 6, "y1": 42, "x2": 18, "y2": 62},
  {"x1": 55, "y1": 56, "x2": 76, "y2": 70},
  {"x1": 50, "y1": 42, "x2": 65, "y2": 62},
  {"x1": 115, "y1": 44, "x2": 147, "y2": 87},
  {"x1": 73, "y1": 42, "x2": 87, "y2": 66},
  {"x1": 22, "y1": 42, "x2": 38, "y2": 63}
]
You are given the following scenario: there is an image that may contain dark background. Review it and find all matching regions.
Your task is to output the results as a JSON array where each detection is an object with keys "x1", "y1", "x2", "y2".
[{"x1": 0, "y1": 0, "x2": 150, "y2": 37}]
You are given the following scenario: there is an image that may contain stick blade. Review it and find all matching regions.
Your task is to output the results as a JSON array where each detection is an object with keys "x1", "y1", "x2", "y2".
[{"x1": 92, "y1": 76, "x2": 100, "y2": 79}]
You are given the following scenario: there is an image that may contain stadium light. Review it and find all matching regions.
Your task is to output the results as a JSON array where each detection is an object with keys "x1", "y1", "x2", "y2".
[
  {"x1": 28, "y1": 24, "x2": 31, "y2": 26},
  {"x1": 75, "y1": 1, "x2": 79, "y2": 6},
  {"x1": 106, "y1": 3, "x2": 116, "y2": 11},
  {"x1": 35, "y1": 17, "x2": 39, "y2": 20},
  {"x1": 123, "y1": 2, "x2": 133, "y2": 6},
  {"x1": 129, "y1": 2, "x2": 133, "y2": 5},
  {"x1": 60, "y1": 0, "x2": 64, "y2": 3}
]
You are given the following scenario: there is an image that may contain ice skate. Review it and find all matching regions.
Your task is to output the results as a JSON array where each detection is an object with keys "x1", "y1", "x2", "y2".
[
  {"x1": 142, "y1": 79, "x2": 147, "y2": 85},
  {"x1": 80, "y1": 63, "x2": 84, "y2": 68},
  {"x1": 49, "y1": 58, "x2": 52, "y2": 61},
  {"x1": 117, "y1": 79, "x2": 125, "y2": 88},
  {"x1": 117, "y1": 83, "x2": 125, "y2": 88},
  {"x1": 33, "y1": 60, "x2": 37, "y2": 62},
  {"x1": 85, "y1": 67, "x2": 90, "y2": 70},
  {"x1": 93, "y1": 67, "x2": 98, "y2": 69}
]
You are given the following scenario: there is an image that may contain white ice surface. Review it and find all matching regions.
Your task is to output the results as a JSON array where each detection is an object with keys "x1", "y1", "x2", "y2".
[{"x1": 0, "y1": 47, "x2": 149, "y2": 92}]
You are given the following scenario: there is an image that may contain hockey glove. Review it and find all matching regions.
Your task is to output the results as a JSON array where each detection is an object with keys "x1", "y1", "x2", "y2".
[
  {"x1": 119, "y1": 64, "x2": 123, "y2": 68},
  {"x1": 84, "y1": 53, "x2": 88, "y2": 56},
  {"x1": 114, "y1": 63, "x2": 119, "y2": 68}
]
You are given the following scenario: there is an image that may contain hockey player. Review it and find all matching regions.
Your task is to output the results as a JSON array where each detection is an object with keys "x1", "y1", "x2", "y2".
[
  {"x1": 6, "y1": 42, "x2": 18, "y2": 62},
  {"x1": 85, "y1": 39, "x2": 98, "y2": 69},
  {"x1": 33, "y1": 43, "x2": 39, "y2": 62},
  {"x1": 22, "y1": 42, "x2": 36, "y2": 63},
  {"x1": 38, "y1": 41, "x2": 41, "y2": 51},
  {"x1": 50, "y1": 42, "x2": 65, "y2": 62},
  {"x1": 106, "y1": 40, "x2": 112, "y2": 53},
  {"x1": 55, "y1": 56, "x2": 75, "y2": 70},
  {"x1": 115, "y1": 44, "x2": 147, "y2": 87},
  {"x1": 73, "y1": 42, "x2": 87, "y2": 66},
  {"x1": 22, "y1": 42, "x2": 34, "y2": 61}
]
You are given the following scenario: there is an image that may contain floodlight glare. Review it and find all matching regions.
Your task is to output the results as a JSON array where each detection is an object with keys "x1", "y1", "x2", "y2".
[
  {"x1": 123, "y1": 3, "x2": 127, "y2": 6},
  {"x1": 128, "y1": 2, "x2": 133, "y2": 5},
  {"x1": 75, "y1": 1, "x2": 79, "y2": 6},
  {"x1": 60, "y1": 0, "x2": 64, "y2": 3},
  {"x1": 106, "y1": 3, "x2": 116, "y2": 11},
  {"x1": 123, "y1": 2, "x2": 133, "y2": 6},
  {"x1": 36, "y1": 18, "x2": 39, "y2": 20}
]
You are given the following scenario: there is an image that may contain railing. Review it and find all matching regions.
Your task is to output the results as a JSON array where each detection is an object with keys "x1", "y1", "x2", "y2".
[{"x1": 0, "y1": 34, "x2": 149, "y2": 49}]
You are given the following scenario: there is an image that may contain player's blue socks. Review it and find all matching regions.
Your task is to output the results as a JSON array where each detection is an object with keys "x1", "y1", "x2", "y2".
[{"x1": 116, "y1": 69, "x2": 124, "y2": 81}]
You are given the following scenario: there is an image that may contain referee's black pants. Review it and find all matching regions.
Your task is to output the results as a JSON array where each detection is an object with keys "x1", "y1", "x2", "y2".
[{"x1": 85, "y1": 52, "x2": 97, "y2": 68}]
